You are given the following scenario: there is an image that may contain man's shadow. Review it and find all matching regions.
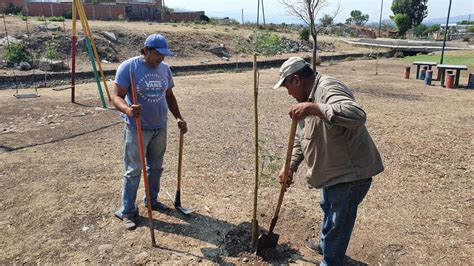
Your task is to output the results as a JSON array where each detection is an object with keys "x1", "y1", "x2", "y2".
[{"x1": 135, "y1": 210, "x2": 317, "y2": 264}]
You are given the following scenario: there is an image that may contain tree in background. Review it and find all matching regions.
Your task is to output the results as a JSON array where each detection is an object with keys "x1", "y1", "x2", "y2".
[
  {"x1": 320, "y1": 14, "x2": 334, "y2": 27},
  {"x1": 279, "y1": 0, "x2": 341, "y2": 70},
  {"x1": 391, "y1": 0, "x2": 428, "y2": 36},
  {"x1": 393, "y1": 13, "x2": 411, "y2": 37},
  {"x1": 413, "y1": 23, "x2": 428, "y2": 37},
  {"x1": 345, "y1": 10, "x2": 369, "y2": 26}
]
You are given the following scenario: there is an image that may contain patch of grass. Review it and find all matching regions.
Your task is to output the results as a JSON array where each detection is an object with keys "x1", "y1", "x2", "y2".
[
  {"x1": 403, "y1": 51, "x2": 474, "y2": 66},
  {"x1": 259, "y1": 140, "x2": 283, "y2": 187}
]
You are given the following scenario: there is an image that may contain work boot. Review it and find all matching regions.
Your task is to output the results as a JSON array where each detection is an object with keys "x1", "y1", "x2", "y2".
[
  {"x1": 123, "y1": 216, "x2": 137, "y2": 230},
  {"x1": 306, "y1": 239, "x2": 323, "y2": 255},
  {"x1": 150, "y1": 202, "x2": 169, "y2": 212}
]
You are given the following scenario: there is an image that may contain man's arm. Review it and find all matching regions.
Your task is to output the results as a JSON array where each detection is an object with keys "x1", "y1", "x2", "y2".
[
  {"x1": 166, "y1": 88, "x2": 187, "y2": 133},
  {"x1": 289, "y1": 86, "x2": 366, "y2": 128},
  {"x1": 112, "y1": 83, "x2": 141, "y2": 117}
]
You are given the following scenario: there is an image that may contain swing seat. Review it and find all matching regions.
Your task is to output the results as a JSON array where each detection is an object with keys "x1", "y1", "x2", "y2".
[
  {"x1": 52, "y1": 86, "x2": 73, "y2": 91},
  {"x1": 13, "y1": 92, "x2": 40, "y2": 99}
]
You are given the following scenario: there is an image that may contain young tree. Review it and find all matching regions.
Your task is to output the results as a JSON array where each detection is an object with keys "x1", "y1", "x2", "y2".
[
  {"x1": 345, "y1": 10, "x2": 369, "y2": 26},
  {"x1": 279, "y1": 0, "x2": 341, "y2": 70},
  {"x1": 320, "y1": 14, "x2": 334, "y2": 27}
]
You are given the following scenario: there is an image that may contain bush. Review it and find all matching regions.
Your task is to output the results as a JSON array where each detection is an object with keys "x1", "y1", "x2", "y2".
[
  {"x1": 468, "y1": 26, "x2": 474, "y2": 33},
  {"x1": 43, "y1": 40, "x2": 60, "y2": 60},
  {"x1": 253, "y1": 31, "x2": 283, "y2": 55},
  {"x1": 5, "y1": 3, "x2": 22, "y2": 15},
  {"x1": 48, "y1": 16, "x2": 65, "y2": 22},
  {"x1": 38, "y1": 16, "x2": 46, "y2": 21},
  {"x1": 299, "y1": 27, "x2": 310, "y2": 42},
  {"x1": 199, "y1": 14, "x2": 210, "y2": 22},
  {"x1": 4, "y1": 43, "x2": 32, "y2": 64},
  {"x1": 394, "y1": 51, "x2": 405, "y2": 58},
  {"x1": 63, "y1": 10, "x2": 72, "y2": 19}
]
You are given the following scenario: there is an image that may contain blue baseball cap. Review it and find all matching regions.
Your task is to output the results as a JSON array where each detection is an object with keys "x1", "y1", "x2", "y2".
[{"x1": 144, "y1": 34, "x2": 173, "y2": 56}]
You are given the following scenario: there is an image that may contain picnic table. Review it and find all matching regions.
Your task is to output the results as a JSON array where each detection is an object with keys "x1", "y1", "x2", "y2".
[
  {"x1": 412, "y1": 61, "x2": 437, "y2": 79},
  {"x1": 437, "y1": 64, "x2": 469, "y2": 87}
]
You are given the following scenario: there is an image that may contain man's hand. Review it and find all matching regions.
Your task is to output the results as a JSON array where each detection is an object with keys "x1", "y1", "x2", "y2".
[
  {"x1": 278, "y1": 167, "x2": 294, "y2": 189},
  {"x1": 125, "y1": 104, "x2": 142, "y2": 118},
  {"x1": 289, "y1": 102, "x2": 320, "y2": 120},
  {"x1": 177, "y1": 118, "x2": 187, "y2": 133}
]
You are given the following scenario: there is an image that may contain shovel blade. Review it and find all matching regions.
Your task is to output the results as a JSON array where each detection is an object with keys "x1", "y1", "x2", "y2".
[
  {"x1": 166, "y1": 191, "x2": 192, "y2": 215},
  {"x1": 256, "y1": 232, "x2": 280, "y2": 255},
  {"x1": 177, "y1": 206, "x2": 193, "y2": 215}
]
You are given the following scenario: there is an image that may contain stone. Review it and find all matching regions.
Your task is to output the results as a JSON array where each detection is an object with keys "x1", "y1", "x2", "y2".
[
  {"x1": 0, "y1": 36, "x2": 20, "y2": 46},
  {"x1": 17, "y1": 62, "x2": 31, "y2": 71},
  {"x1": 98, "y1": 244, "x2": 113, "y2": 253},
  {"x1": 39, "y1": 58, "x2": 69, "y2": 72},
  {"x1": 46, "y1": 23, "x2": 61, "y2": 32},
  {"x1": 102, "y1": 31, "x2": 117, "y2": 42}
]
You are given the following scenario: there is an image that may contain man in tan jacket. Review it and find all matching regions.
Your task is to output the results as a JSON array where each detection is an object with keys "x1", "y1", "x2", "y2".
[{"x1": 274, "y1": 57, "x2": 384, "y2": 266}]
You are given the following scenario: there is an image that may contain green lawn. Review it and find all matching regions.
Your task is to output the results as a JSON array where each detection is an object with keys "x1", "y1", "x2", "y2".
[{"x1": 403, "y1": 50, "x2": 474, "y2": 66}]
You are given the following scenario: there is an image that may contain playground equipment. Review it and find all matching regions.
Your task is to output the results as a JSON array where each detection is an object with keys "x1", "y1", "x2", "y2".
[
  {"x1": 71, "y1": 0, "x2": 111, "y2": 107},
  {"x1": 1, "y1": 4, "x2": 40, "y2": 98}
]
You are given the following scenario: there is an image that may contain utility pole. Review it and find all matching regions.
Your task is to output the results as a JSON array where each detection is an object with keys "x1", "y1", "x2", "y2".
[
  {"x1": 378, "y1": 0, "x2": 383, "y2": 38},
  {"x1": 257, "y1": 0, "x2": 260, "y2": 26},
  {"x1": 261, "y1": 0, "x2": 266, "y2": 26},
  {"x1": 242, "y1": 9, "x2": 244, "y2": 24},
  {"x1": 440, "y1": 0, "x2": 452, "y2": 64}
]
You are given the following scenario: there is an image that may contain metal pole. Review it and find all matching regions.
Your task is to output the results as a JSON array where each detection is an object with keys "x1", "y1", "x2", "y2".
[
  {"x1": 72, "y1": 0, "x2": 77, "y2": 103},
  {"x1": 440, "y1": 0, "x2": 452, "y2": 64},
  {"x1": 256, "y1": 0, "x2": 260, "y2": 26},
  {"x1": 378, "y1": 0, "x2": 383, "y2": 38},
  {"x1": 241, "y1": 9, "x2": 243, "y2": 24},
  {"x1": 261, "y1": 0, "x2": 265, "y2": 26}
]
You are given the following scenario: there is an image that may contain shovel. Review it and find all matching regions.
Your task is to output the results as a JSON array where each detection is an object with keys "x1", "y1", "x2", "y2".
[
  {"x1": 256, "y1": 117, "x2": 298, "y2": 254},
  {"x1": 166, "y1": 131, "x2": 193, "y2": 215}
]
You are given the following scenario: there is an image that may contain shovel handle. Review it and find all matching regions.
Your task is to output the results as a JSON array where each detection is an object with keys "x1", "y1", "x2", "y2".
[
  {"x1": 177, "y1": 130, "x2": 184, "y2": 191},
  {"x1": 130, "y1": 66, "x2": 156, "y2": 247},
  {"x1": 269, "y1": 117, "x2": 298, "y2": 232}
]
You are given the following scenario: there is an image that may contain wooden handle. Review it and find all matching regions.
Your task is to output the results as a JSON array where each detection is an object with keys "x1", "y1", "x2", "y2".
[
  {"x1": 177, "y1": 130, "x2": 184, "y2": 190},
  {"x1": 130, "y1": 66, "x2": 156, "y2": 246},
  {"x1": 269, "y1": 117, "x2": 298, "y2": 232}
]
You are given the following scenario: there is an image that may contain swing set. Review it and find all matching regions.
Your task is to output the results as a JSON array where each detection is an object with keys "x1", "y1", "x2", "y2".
[{"x1": 1, "y1": 0, "x2": 111, "y2": 107}]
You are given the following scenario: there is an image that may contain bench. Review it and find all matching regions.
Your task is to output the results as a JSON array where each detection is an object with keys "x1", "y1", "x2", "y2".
[
  {"x1": 412, "y1": 61, "x2": 437, "y2": 79},
  {"x1": 436, "y1": 64, "x2": 469, "y2": 87}
]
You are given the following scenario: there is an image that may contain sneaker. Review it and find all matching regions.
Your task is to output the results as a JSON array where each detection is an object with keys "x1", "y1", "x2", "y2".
[
  {"x1": 150, "y1": 202, "x2": 169, "y2": 212},
  {"x1": 123, "y1": 216, "x2": 137, "y2": 230},
  {"x1": 306, "y1": 239, "x2": 323, "y2": 255}
]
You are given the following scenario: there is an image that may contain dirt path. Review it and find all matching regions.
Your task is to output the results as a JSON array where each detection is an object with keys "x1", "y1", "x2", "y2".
[{"x1": 0, "y1": 58, "x2": 473, "y2": 264}]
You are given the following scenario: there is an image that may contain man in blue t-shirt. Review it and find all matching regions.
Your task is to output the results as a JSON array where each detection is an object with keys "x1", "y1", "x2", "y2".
[{"x1": 112, "y1": 33, "x2": 187, "y2": 230}]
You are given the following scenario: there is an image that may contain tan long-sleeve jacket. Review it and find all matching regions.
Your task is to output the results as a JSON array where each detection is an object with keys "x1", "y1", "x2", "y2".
[{"x1": 290, "y1": 73, "x2": 384, "y2": 189}]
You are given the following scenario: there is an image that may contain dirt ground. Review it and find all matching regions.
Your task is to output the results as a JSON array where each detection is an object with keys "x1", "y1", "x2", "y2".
[{"x1": 1, "y1": 57, "x2": 473, "y2": 264}]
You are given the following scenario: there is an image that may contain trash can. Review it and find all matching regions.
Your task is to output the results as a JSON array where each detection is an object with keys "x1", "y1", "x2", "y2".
[
  {"x1": 404, "y1": 66, "x2": 411, "y2": 79},
  {"x1": 420, "y1": 67, "x2": 427, "y2": 80},
  {"x1": 424, "y1": 70, "x2": 433, "y2": 86},
  {"x1": 446, "y1": 74, "x2": 455, "y2": 89}
]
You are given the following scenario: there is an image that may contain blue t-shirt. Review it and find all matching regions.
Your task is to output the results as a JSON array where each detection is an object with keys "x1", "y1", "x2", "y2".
[{"x1": 114, "y1": 56, "x2": 174, "y2": 129}]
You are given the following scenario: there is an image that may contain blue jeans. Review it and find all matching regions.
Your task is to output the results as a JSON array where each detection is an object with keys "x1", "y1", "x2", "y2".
[
  {"x1": 319, "y1": 178, "x2": 372, "y2": 266},
  {"x1": 115, "y1": 124, "x2": 167, "y2": 218}
]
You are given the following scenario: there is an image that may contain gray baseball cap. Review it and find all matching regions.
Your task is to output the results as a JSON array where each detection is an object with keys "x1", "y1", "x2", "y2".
[{"x1": 273, "y1": 57, "x2": 309, "y2": 89}]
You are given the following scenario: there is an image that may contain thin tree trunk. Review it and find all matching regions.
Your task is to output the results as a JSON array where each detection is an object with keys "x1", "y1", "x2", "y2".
[{"x1": 312, "y1": 32, "x2": 317, "y2": 71}]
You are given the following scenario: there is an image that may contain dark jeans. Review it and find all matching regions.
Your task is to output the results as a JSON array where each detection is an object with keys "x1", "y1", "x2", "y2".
[{"x1": 320, "y1": 178, "x2": 372, "y2": 266}]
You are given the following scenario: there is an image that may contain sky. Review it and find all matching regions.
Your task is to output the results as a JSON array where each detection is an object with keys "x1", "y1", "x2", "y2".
[{"x1": 165, "y1": 0, "x2": 473, "y2": 24}]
